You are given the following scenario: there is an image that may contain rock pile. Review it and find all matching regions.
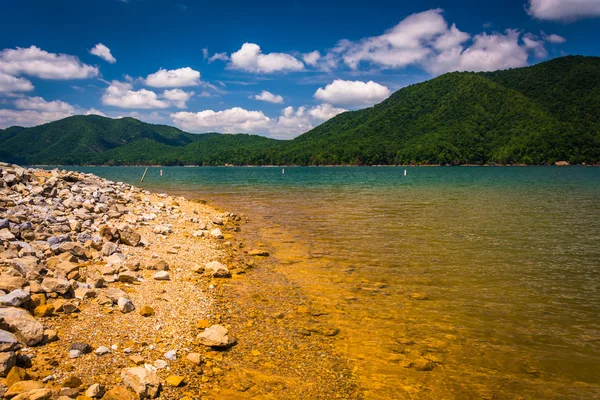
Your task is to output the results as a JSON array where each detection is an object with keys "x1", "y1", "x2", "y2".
[{"x1": 0, "y1": 163, "x2": 246, "y2": 398}]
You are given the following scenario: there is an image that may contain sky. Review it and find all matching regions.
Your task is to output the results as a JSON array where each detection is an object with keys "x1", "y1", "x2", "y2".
[{"x1": 1, "y1": 0, "x2": 599, "y2": 138}]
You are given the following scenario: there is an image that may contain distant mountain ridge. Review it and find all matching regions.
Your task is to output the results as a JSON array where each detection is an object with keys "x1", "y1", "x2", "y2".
[{"x1": 1, "y1": 56, "x2": 599, "y2": 165}]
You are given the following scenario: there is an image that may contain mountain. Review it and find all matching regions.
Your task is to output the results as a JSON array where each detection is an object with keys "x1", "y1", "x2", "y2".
[{"x1": 1, "y1": 56, "x2": 599, "y2": 165}]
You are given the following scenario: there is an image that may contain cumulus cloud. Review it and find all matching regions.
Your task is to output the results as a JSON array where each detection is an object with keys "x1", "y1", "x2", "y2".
[
  {"x1": 0, "y1": 46, "x2": 98, "y2": 79},
  {"x1": 145, "y1": 67, "x2": 201, "y2": 87},
  {"x1": 253, "y1": 90, "x2": 284, "y2": 104},
  {"x1": 14, "y1": 96, "x2": 76, "y2": 113},
  {"x1": 90, "y1": 43, "x2": 116, "y2": 64},
  {"x1": 314, "y1": 79, "x2": 390, "y2": 106},
  {"x1": 303, "y1": 51, "x2": 321, "y2": 66},
  {"x1": 171, "y1": 103, "x2": 345, "y2": 139},
  {"x1": 543, "y1": 33, "x2": 567, "y2": 43},
  {"x1": 0, "y1": 72, "x2": 34, "y2": 93},
  {"x1": 162, "y1": 88, "x2": 194, "y2": 108},
  {"x1": 84, "y1": 108, "x2": 107, "y2": 117},
  {"x1": 102, "y1": 80, "x2": 170, "y2": 109},
  {"x1": 229, "y1": 43, "x2": 304, "y2": 73},
  {"x1": 526, "y1": 0, "x2": 600, "y2": 21},
  {"x1": 322, "y1": 9, "x2": 563, "y2": 75},
  {"x1": 0, "y1": 96, "x2": 104, "y2": 128}
]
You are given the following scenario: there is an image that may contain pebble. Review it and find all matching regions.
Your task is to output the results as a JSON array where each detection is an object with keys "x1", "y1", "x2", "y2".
[
  {"x1": 152, "y1": 271, "x2": 170, "y2": 281},
  {"x1": 95, "y1": 346, "x2": 110, "y2": 356},
  {"x1": 164, "y1": 350, "x2": 177, "y2": 360},
  {"x1": 117, "y1": 297, "x2": 135, "y2": 313}
]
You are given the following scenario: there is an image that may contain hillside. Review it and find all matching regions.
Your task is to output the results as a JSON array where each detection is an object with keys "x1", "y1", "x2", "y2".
[{"x1": 0, "y1": 56, "x2": 599, "y2": 165}]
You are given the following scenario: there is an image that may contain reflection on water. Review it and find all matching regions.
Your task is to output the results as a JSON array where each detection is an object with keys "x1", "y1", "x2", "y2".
[{"x1": 59, "y1": 166, "x2": 600, "y2": 399}]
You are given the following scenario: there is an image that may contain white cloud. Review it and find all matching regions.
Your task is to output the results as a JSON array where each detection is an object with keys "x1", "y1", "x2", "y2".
[
  {"x1": 543, "y1": 33, "x2": 567, "y2": 44},
  {"x1": 145, "y1": 67, "x2": 201, "y2": 87},
  {"x1": 0, "y1": 72, "x2": 34, "y2": 93},
  {"x1": 162, "y1": 88, "x2": 194, "y2": 108},
  {"x1": 303, "y1": 51, "x2": 321, "y2": 66},
  {"x1": 84, "y1": 108, "x2": 107, "y2": 117},
  {"x1": 171, "y1": 103, "x2": 345, "y2": 139},
  {"x1": 425, "y1": 29, "x2": 532, "y2": 74},
  {"x1": 14, "y1": 96, "x2": 76, "y2": 113},
  {"x1": 90, "y1": 43, "x2": 116, "y2": 64},
  {"x1": 102, "y1": 80, "x2": 170, "y2": 109},
  {"x1": 253, "y1": 90, "x2": 284, "y2": 104},
  {"x1": 0, "y1": 109, "x2": 74, "y2": 128},
  {"x1": 209, "y1": 53, "x2": 229, "y2": 63},
  {"x1": 322, "y1": 9, "x2": 563, "y2": 75},
  {"x1": 0, "y1": 46, "x2": 98, "y2": 79},
  {"x1": 314, "y1": 79, "x2": 390, "y2": 106},
  {"x1": 526, "y1": 0, "x2": 600, "y2": 21},
  {"x1": 229, "y1": 43, "x2": 304, "y2": 73}
]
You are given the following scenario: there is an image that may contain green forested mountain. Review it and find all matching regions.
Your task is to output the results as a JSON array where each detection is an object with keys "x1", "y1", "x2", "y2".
[{"x1": 1, "y1": 56, "x2": 599, "y2": 165}]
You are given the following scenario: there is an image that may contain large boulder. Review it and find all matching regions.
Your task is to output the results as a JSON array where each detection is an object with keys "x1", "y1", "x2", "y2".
[
  {"x1": 196, "y1": 325, "x2": 236, "y2": 348},
  {"x1": 0, "y1": 290, "x2": 30, "y2": 307},
  {"x1": 0, "y1": 308, "x2": 44, "y2": 346},
  {"x1": 121, "y1": 367, "x2": 161, "y2": 399}
]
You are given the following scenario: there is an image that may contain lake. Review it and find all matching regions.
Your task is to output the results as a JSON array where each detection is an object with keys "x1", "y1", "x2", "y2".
[{"x1": 54, "y1": 166, "x2": 600, "y2": 399}]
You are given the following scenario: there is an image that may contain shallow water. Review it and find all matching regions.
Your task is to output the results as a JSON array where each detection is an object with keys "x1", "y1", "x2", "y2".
[{"x1": 56, "y1": 166, "x2": 600, "y2": 398}]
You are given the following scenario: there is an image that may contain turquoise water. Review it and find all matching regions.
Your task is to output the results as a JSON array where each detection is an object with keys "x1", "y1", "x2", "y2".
[{"x1": 54, "y1": 166, "x2": 600, "y2": 398}]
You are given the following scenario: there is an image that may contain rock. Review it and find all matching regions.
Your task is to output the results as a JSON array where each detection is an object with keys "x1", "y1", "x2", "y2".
[
  {"x1": 4, "y1": 381, "x2": 44, "y2": 398},
  {"x1": 117, "y1": 271, "x2": 137, "y2": 283},
  {"x1": 407, "y1": 359, "x2": 436, "y2": 371},
  {"x1": 101, "y1": 242, "x2": 118, "y2": 257},
  {"x1": 0, "y1": 229, "x2": 16, "y2": 241},
  {"x1": 84, "y1": 384, "x2": 105, "y2": 398},
  {"x1": 40, "y1": 278, "x2": 71, "y2": 295},
  {"x1": 152, "y1": 271, "x2": 170, "y2": 281},
  {"x1": 0, "y1": 308, "x2": 44, "y2": 346},
  {"x1": 118, "y1": 226, "x2": 141, "y2": 247},
  {"x1": 121, "y1": 367, "x2": 161, "y2": 399},
  {"x1": 95, "y1": 346, "x2": 110, "y2": 356},
  {"x1": 211, "y1": 216, "x2": 223, "y2": 225},
  {"x1": 69, "y1": 350, "x2": 82, "y2": 359},
  {"x1": 139, "y1": 306, "x2": 154, "y2": 317},
  {"x1": 0, "y1": 276, "x2": 27, "y2": 293},
  {"x1": 196, "y1": 325, "x2": 236, "y2": 348},
  {"x1": 209, "y1": 228, "x2": 223, "y2": 239},
  {"x1": 0, "y1": 290, "x2": 30, "y2": 307},
  {"x1": 152, "y1": 225, "x2": 172, "y2": 235},
  {"x1": 0, "y1": 330, "x2": 21, "y2": 352},
  {"x1": 196, "y1": 319, "x2": 210, "y2": 329},
  {"x1": 128, "y1": 355, "x2": 144, "y2": 365},
  {"x1": 6, "y1": 366, "x2": 30, "y2": 388},
  {"x1": 248, "y1": 249, "x2": 269, "y2": 256},
  {"x1": 74, "y1": 287, "x2": 96, "y2": 300},
  {"x1": 165, "y1": 376, "x2": 184, "y2": 387},
  {"x1": 71, "y1": 342, "x2": 92, "y2": 354},
  {"x1": 186, "y1": 353, "x2": 202, "y2": 365},
  {"x1": 63, "y1": 376, "x2": 82, "y2": 388},
  {"x1": 409, "y1": 292, "x2": 428, "y2": 300},
  {"x1": 33, "y1": 305, "x2": 54, "y2": 318},
  {"x1": 62, "y1": 302, "x2": 80, "y2": 314},
  {"x1": 102, "y1": 386, "x2": 134, "y2": 400},
  {"x1": 106, "y1": 288, "x2": 129, "y2": 302},
  {"x1": 42, "y1": 330, "x2": 58, "y2": 344},
  {"x1": 164, "y1": 350, "x2": 176, "y2": 361},
  {"x1": 153, "y1": 360, "x2": 167, "y2": 369},
  {"x1": 0, "y1": 352, "x2": 16, "y2": 377},
  {"x1": 117, "y1": 297, "x2": 135, "y2": 313},
  {"x1": 29, "y1": 294, "x2": 46, "y2": 308},
  {"x1": 145, "y1": 259, "x2": 169, "y2": 271},
  {"x1": 204, "y1": 261, "x2": 230, "y2": 278},
  {"x1": 58, "y1": 242, "x2": 86, "y2": 258},
  {"x1": 54, "y1": 262, "x2": 80, "y2": 280},
  {"x1": 10, "y1": 388, "x2": 52, "y2": 400}
]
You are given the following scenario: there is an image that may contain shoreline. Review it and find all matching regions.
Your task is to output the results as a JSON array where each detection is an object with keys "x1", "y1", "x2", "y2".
[{"x1": 0, "y1": 163, "x2": 358, "y2": 399}]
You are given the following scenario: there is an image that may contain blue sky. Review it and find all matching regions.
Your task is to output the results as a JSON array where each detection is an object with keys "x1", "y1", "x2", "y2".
[{"x1": 1, "y1": 0, "x2": 599, "y2": 138}]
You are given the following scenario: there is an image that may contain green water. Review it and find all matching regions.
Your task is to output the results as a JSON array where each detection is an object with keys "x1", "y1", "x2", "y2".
[{"x1": 56, "y1": 166, "x2": 600, "y2": 399}]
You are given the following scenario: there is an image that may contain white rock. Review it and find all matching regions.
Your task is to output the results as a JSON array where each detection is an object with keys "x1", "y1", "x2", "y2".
[
  {"x1": 164, "y1": 350, "x2": 176, "y2": 360},
  {"x1": 152, "y1": 271, "x2": 170, "y2": 281},
  {"x1": 117, "y1": 297, "x2": 135, "y2": 313},
  {"x1": 95, "y1": 346, "x2": 110, "y2": 355},
  {"x1": 70, "y1": 349, "x2": 82, "y2": 359},
  {"x1": 197, "y1": 324, "x2": 236, "y2": 347},
  {"x1": 210, "y1": 228, "x2": 223, "y2": 239}
]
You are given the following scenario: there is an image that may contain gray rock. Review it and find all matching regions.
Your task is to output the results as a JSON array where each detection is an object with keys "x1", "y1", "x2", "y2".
[
  {"x1": 71, "y1": 342, "x2": 92, "y2": 354},
  {"x1": 69, "y1": 349, "x2": 82, "y2": 359},
  {"x1": 0, "y1": 307, "x2": 44, "y2": 346},
  {"x1": 0, "y1": 352, "x2": 15, "y2": 377},
  {"x1": 0, "y1": 330, "x2": 21, "y2": 352},
  {"x1": 152, "y1": 271, "x2": 170, "y2": 281},
  {"x1": 95, "y1": 346, "x2": 110, "y2": 356},
  {"x1": 121, "y1": 367, "x2": 161, "y2": 399},
  {"x1": 101, "y1": 242, "x2": 118, "y2": 257},
  {"x1": 197, "y1": 325, "x2": 236, "y2": 348},
  {"x1": 0, "y1": 289, "x2": 30, "y2": 307},
  {"x1": 164, "y1": 350, "x2": 176, "y2": 360},
  {"x1": 41, "y1": 277, "x2": 71, "y2": 294},
  {"x1": 117, "y1": 297, "x2": 135, "y2": 313}
]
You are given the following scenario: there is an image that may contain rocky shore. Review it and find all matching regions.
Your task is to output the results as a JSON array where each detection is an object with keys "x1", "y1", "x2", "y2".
[{"x1": 0, "y1": 163, "x2": 357, "y2": 400}]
